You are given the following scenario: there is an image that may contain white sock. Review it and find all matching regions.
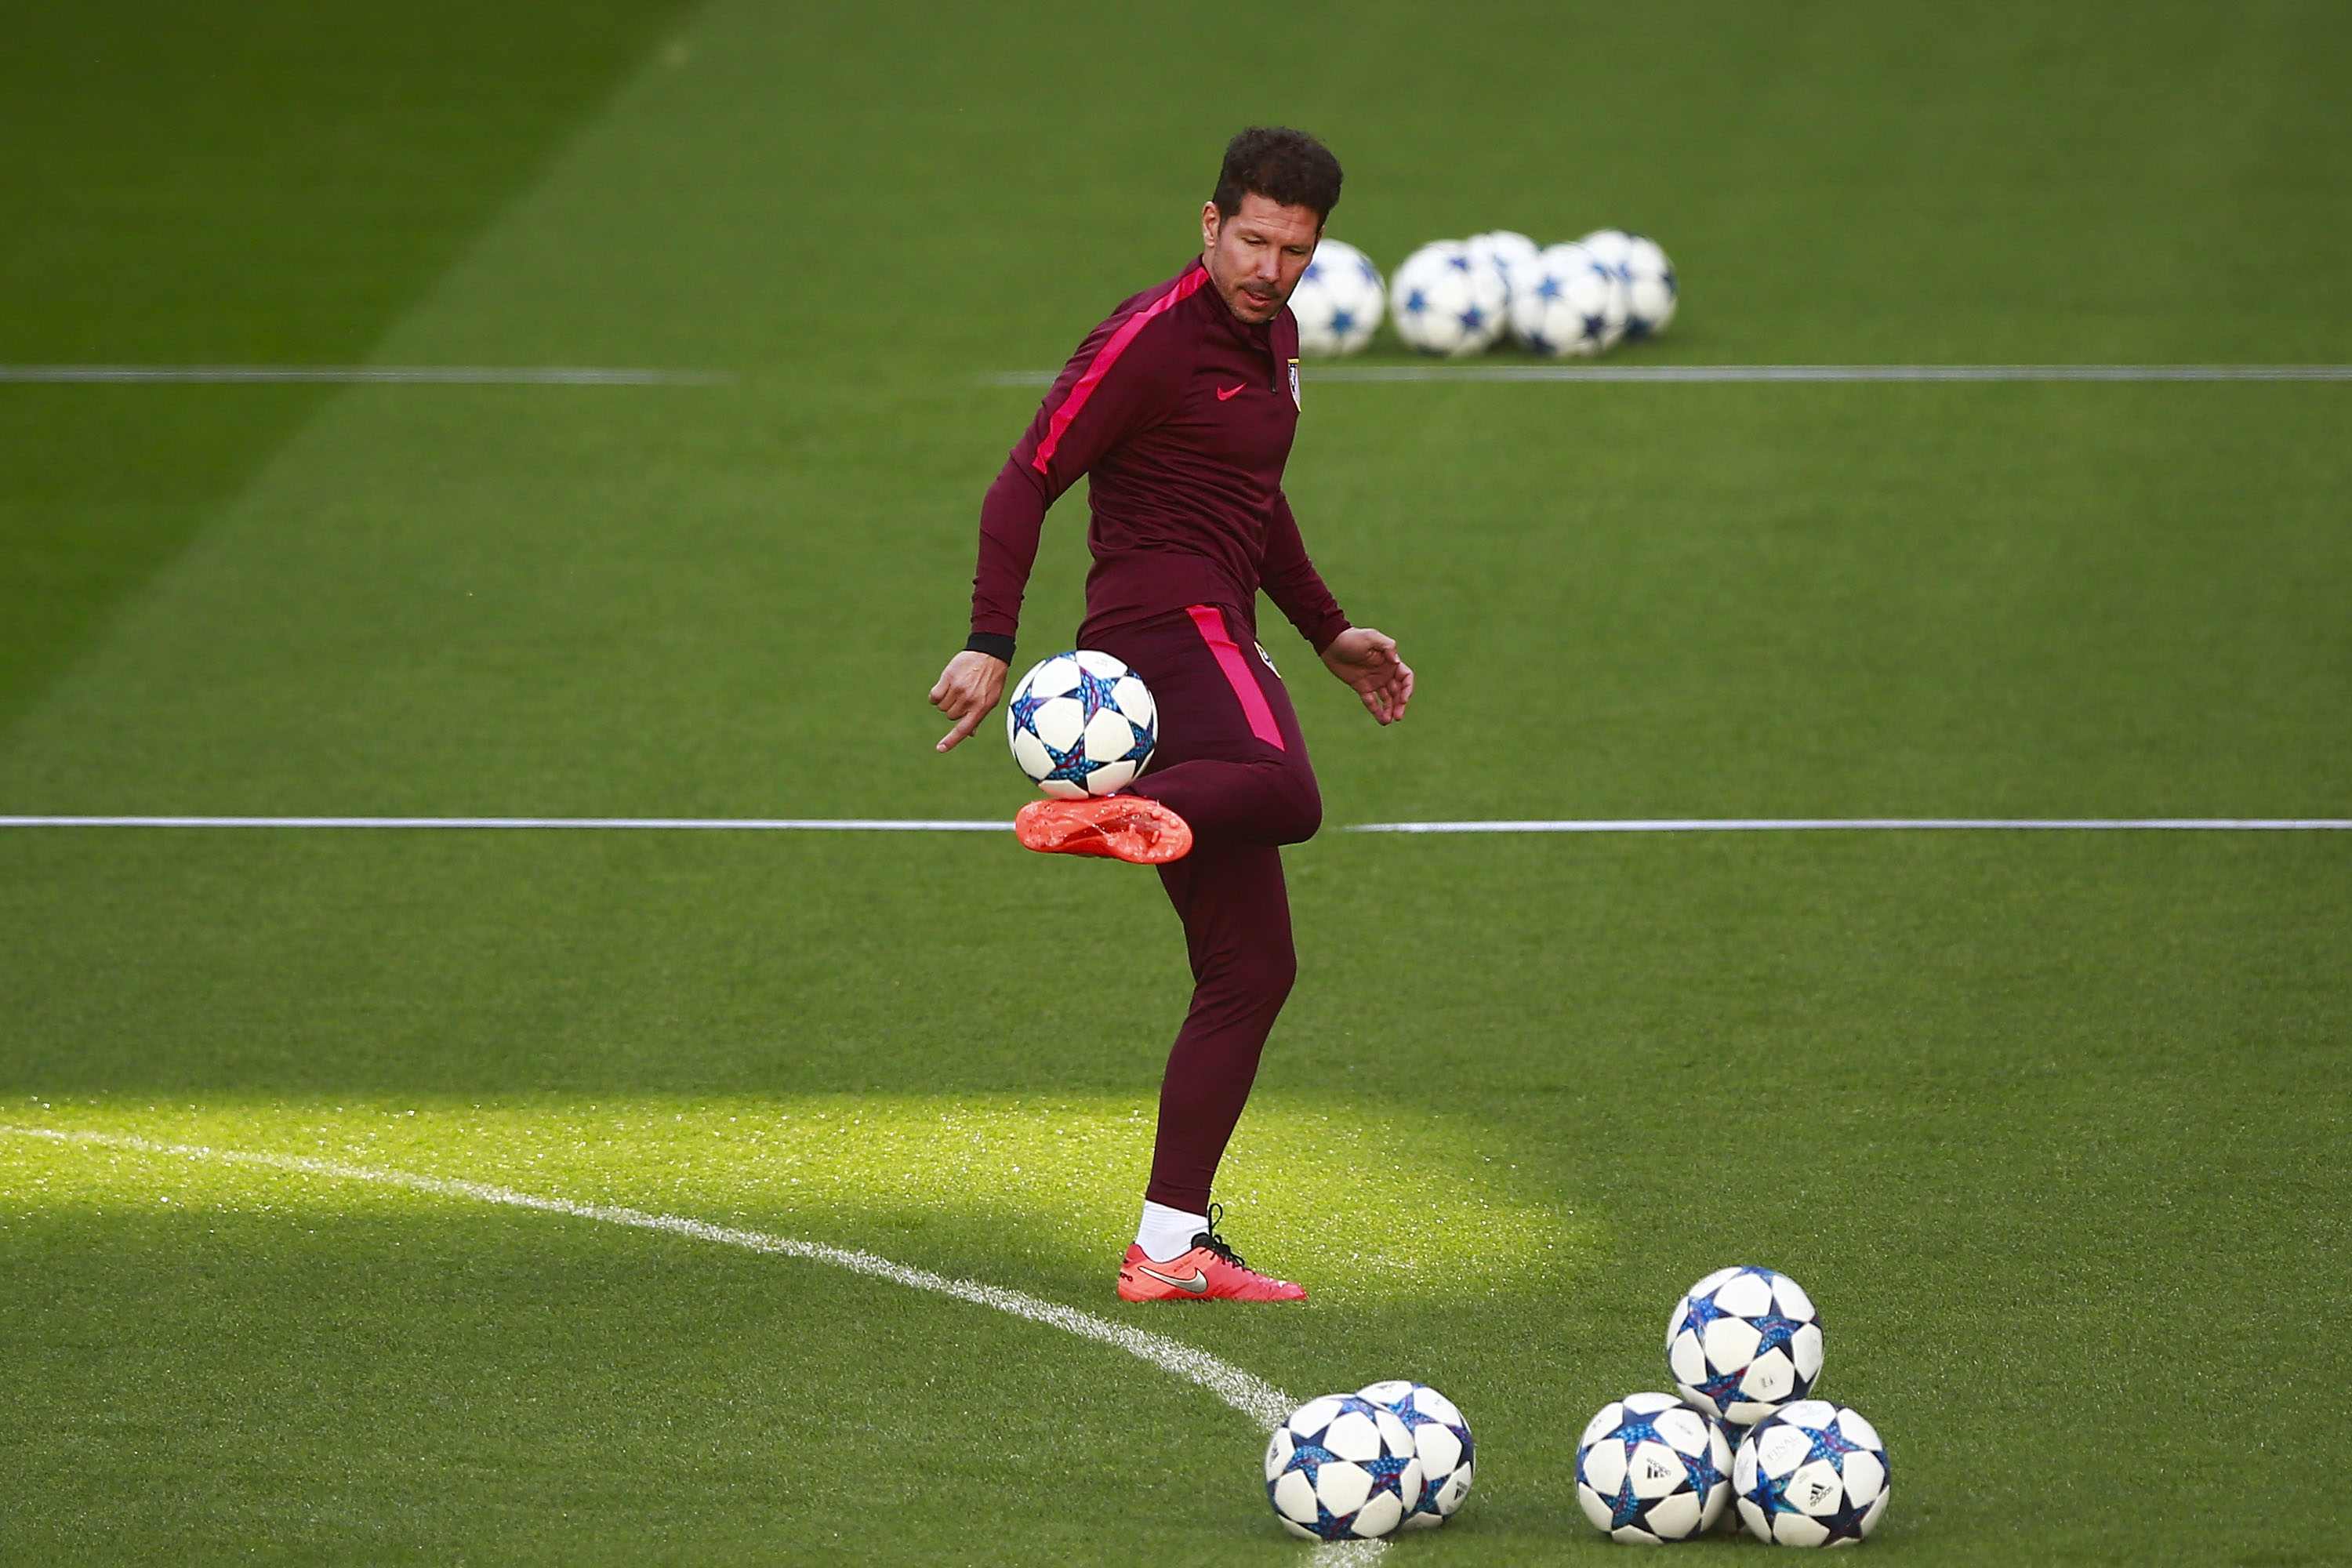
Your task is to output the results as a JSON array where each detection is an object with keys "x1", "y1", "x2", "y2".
[{"x1": 1135, "y1": 1200, "x2": 1209, "y2": 1262}]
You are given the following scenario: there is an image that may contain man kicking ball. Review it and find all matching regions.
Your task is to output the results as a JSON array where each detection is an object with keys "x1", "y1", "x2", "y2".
[{"x1": 928, "y1": 127, "x2": 1413, "y2": 1303}]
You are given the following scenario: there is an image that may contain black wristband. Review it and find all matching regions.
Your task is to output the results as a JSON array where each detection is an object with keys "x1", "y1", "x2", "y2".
[{"x1": 964, "y1": 632, "x2": 1017, "y2": 664}]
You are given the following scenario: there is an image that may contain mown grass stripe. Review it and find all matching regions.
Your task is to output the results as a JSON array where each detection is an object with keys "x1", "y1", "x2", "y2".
[
  {"x1": 0, "y1": 815, "x2": 1011, "y2": 831},
  {"x1": 0, "y1": 366, "x2": 729, "y2": 385},
  {"x1": 1348, "y1": 818, "x2": 2352, "y2": 833},
  {"x1": 982, "y1": 365, "x2": 2352, "y2": 387}
]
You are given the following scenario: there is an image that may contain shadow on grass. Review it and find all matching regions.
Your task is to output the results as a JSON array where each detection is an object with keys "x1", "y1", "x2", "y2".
[{"x1": 0, "y1": 1200, "x2": 1303, "y2": 1566}]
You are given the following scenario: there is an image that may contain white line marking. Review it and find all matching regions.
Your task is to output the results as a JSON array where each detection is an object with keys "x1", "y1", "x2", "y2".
[
  {"x1": 1348, "y1": 818, "x2": 2352, "y2": 833},
  {"x1": 982, "y1": 364, "x2": 2352, "y2": 387},
  {"x1": 0, "y1": 1125, "x2": 1296, "y2": 1430},
  {"x1": 0, "y1": 815, "x2": 1011, "y2": 832},
  {"x1": 0, "y1": 365, "x2": 731, "y2": 386},
  {"x1": 4, "y1": 815, "x2": 2347, "y2": 834}
]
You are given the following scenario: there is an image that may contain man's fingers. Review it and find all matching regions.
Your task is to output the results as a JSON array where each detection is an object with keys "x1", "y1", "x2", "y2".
[
  {"x1": 930, "y1": 650, "x2": 1006, "y2": 751},
  {"x1": 936, "y1": 708, "x2": 985, "y2": 752},
  {"x1": 1370, "y1": 664, "x2": 1411, "y2": 724}
]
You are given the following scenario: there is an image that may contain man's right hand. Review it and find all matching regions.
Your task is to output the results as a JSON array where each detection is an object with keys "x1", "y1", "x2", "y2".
[{"x1": 929, "y1": 650, "x2": 1008, "y2": 751}]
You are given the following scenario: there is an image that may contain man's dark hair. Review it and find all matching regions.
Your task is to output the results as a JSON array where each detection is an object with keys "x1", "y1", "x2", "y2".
[{"x1": 1211, "y1": 126, "x2": 1342, "y2": 222}]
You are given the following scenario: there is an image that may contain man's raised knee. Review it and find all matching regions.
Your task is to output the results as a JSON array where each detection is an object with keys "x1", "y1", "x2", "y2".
[{"x1": 1269, "y1": 773, "x2": 1322, "y2": 844}]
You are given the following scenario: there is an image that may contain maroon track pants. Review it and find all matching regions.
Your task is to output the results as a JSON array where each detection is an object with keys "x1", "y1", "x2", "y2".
[{"x1": 1088, "y1": 603, "x2": 1322, "y2": 1215}]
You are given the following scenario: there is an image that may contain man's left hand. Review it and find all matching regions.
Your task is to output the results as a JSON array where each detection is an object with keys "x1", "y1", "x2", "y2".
[{"x1": 1319, "y1": 627, "x2": 1414, "y2": 725}]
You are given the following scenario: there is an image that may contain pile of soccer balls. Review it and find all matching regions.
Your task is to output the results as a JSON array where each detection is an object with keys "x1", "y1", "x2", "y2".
[
  {"x1": 1288, "y1": 228, "x2": 1678, "y2": 360},
  {"x1": 1577, "y1": 1265, "x2": 1891, "y2": 1547},
  {"x1": 1257, "y1": 1269, "x2": 1886, "y2": 1548},
  {"x1": 1265, "y1": 1381, "x2": 1475, "y2": 1541}
]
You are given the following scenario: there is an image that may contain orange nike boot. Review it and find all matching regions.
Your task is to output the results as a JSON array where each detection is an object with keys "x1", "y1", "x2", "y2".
[
  {"x1": 1014, "y1": 796, "x2": 1192, "y2": 865},
  {"x1": 1117, "y1": 1214, "x2": 1307, "y2": 1303}
]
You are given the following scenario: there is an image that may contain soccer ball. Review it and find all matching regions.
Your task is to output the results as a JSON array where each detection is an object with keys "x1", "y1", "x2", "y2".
[
  {"x1": 1004, "y1": 651, "x2": 1156, "y2": 799},
  {"x1": 1711, "y1": 1420, "x2": 1753, "y2": 1530},
  {"x1": 1290, "y1": 238, "x2": 1385, "y2": 358},
  {"x1": 1573, "y1": 1392, "x2": 1733, "y2": 1544},
  {"x1": 1465, "y1": 229, "x2": 1542, "y2": 321},
  {"x1": 1264, "y1": 1394, "x2": 1424, "y2": 1541},
  {"x1": 1356, "y1": 1381, "x2": 1474, "y2": 1528},
  {"x1": 1388, "y1": 241, "x2": 1508, "y2": 357},
  {"x1": 1506, "y1": 242, "x2": 1626, "y2": 358},
  {"x1": 1734, "y1": 1400, "x2": 1890, "y2": 1546},
  {"x1": 1581, "y1": 227, "x2": 1678, "y2": 338},
  {"x1": 1668, "y1": 1265, "x2": 1824, "y2": 1425}
]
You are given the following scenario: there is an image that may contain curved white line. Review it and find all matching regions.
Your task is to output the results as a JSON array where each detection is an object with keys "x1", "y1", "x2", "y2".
[
  {"x1": 0, "y1": 365, "x2": 730, "y2": 386},
  {"x1": 1348, "y1": 818, "x2": 2352, "y2": 833},
  {"x1": 0, "y1": 1126, "x2": 1290, "y2": 1428}
]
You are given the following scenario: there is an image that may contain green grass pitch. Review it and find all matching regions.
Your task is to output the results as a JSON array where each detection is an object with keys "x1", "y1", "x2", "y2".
[{"x1": 3, "y1": 1, "x2": 2349, "y2": 1562}]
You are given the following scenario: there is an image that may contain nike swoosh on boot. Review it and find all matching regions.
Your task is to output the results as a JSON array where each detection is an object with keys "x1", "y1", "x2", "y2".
[{"x1": 1135, "y1": 1265, "x2": 1210, "y2": 1294}]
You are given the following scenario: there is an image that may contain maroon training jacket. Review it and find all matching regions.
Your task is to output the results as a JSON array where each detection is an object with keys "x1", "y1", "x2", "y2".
[{"x1": 966, "y1": 258, "x2": 1352, "y2": 663}]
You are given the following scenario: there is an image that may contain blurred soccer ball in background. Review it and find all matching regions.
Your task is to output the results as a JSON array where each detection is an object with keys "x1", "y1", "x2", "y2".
[
  {"x1": 1465, "y1": 229, "x2": 1542, "y2": 321},
  {"x1": 1389, "y1": 241, "x2": 1509, "y2": 357},
  {"x1": 1507, "y1": 241, "x2": 1626, "y2": 358},
  {"x1": 1581, "y1": 227, "x2": 1678, "y2": 338},
  {"x1": 1290, "y1": 238, "x2": 1385, "y2": 358},
  {"x1": 1004, "y1": 651, "x2": 1156, "y2": 799}
]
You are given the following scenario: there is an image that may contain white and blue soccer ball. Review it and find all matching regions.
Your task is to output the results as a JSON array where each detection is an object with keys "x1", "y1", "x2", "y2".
[
  {"x1": 1668, "y1": 1265, "x2": 1825, "y2": 1425},
  {"x1": 1581, "y1": 227, "x2": 1678, "y2": 338},
  {"x1": 1005, "y1": 651, "x2": 1156, "y2": 799},
  {"x1": 1734, "y1": 1400, "x2": 1890, "y2": 1547},
  {"x1": 1507, "y1": 241, "x2": 1626, "y2": 358},
  {"x1": 1265, "y1": 1393, "x2": 1424, "y2": 1541},
  {"x1": 1465, "y1": 229, "x2": 1543, "y2": 321},
  {"x1": 1573, "y1": 1392, "x2": 1733, "y2": 1544},
  {"x1": 1291, "y1": 238, "x2": 1385, "y2": 358},
  {"x1": 1357, "y1": 1380, "x2": 1475, "y2": 1528},
  {"x1": 1389, "y1": 241, "x2": 1508, "y2": 357}
]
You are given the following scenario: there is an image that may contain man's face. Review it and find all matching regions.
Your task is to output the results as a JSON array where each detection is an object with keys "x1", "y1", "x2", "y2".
[{"x1": 1200, "y1": 193, "x2": 1323, "y2": 325}]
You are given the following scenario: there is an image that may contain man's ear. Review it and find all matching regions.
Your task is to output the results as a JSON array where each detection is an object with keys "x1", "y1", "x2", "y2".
[{"x1": 1200, "y1": 200, "x2": 1221, "y2": 247}]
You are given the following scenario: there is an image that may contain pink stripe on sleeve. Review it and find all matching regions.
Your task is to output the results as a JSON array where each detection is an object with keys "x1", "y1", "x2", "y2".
[
  {"x1": 1185, "y1": 604, "x2": 1286, "y2": 751},
  {"x1": 1033, "y1": 267, "x2": 1210, "y2": 474}
]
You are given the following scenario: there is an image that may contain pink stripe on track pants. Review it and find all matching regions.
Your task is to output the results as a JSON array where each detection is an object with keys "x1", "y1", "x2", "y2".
[{"x1": 1087, "y1": 602, "x2": 1323, "y2": 1215}]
